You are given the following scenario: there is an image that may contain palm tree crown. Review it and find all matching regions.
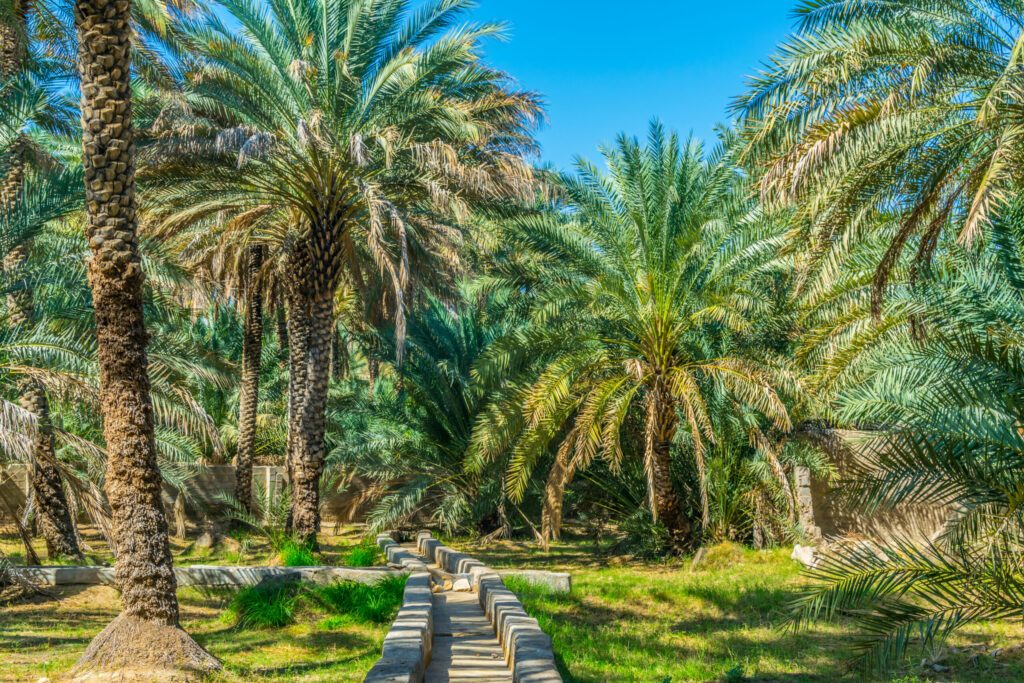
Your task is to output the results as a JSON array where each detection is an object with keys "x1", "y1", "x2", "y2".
[{"x1": 471, "y1": 124, "x2": 793, "y2": 550}]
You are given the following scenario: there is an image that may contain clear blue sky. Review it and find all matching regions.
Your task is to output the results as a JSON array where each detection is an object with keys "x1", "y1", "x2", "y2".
[{"x1": 466, "y1": 1, "x2": 797, "y2": 170}]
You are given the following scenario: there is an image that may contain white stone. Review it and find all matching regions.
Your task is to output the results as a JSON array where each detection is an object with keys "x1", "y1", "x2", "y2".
[
  {"x1": 791, "y1": 544, "x2": 818, "y2": 568},
  {"x1": 452, "y1": 578, "x2": 472, "y2": 592}
]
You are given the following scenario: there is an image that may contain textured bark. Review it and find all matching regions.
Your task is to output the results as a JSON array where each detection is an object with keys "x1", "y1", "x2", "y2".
[
  {"x1": 0, "y1": 1, "x2": 25, "y2": 79},
  {"x1": 20, "y1": 379, "x2": 83, "y2": 560},
  {"x1": 645, "y1": 389, "x2": 693, "y2": 551},
  {"x1": 73, "y1": 0, "x2": 218, "y2": 674},
  {"x1": 287, "y1": 291, "x2": 333, "y2": 545},
  {"x1": 283, "y1": 296, "x2": 309, "y2": 535},
  {"x1": 276, "y1": 305, "x2": 288, "y2": 354},
  {"x1": 76, "y1": 0, "x2": 177, "y2": 625},
  {"x1": 329, "y1": 324, "x2": 348, "y2": 382},
  {"x1": 541, "y1": 448, "x2": 575, "y2": 548},
  {"x1": 234, "y1": 244, "x2": 264, "y2": 515}
]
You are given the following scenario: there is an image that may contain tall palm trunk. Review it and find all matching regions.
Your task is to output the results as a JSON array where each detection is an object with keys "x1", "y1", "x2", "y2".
[
  {"x1": 72, "y1": 0, "x2": 218, "y2": 675},
  {"x1": 645, "y1": 387, "x2": 692, "y2": 552},
  {"x1": 234, "y1": 244, "x2": 264, "y2": 515},
  {"x1": 286, "y1": 289, "x2": 333, "y2": 545}
]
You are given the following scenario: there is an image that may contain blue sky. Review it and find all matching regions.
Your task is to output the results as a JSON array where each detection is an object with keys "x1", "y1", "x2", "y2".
[{"x1": 466, "y1": 1, "x2": 798, "y2": 170}]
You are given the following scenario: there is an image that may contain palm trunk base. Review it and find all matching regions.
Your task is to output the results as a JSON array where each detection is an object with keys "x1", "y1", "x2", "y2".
[
  {"x1": 71, "y1": 614, "x2": 220, "y2": 681},
  {"x1": 290, "y1": 462, "x2": 321, "y2": 549}
]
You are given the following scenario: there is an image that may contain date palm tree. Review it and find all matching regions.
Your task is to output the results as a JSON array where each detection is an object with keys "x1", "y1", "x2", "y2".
[
  {"x1": 70, "y1": 0, "x2": 218, "y2": 676},
  {"x1": 735, "y1": 0, "x2": 1024, "y2": 313},
  {"x1": 471, "y1": 124, "x2": 793, "y2": 551},
  {"x1": 148, "y1": 0, "x2": 540, "y2": 544}
]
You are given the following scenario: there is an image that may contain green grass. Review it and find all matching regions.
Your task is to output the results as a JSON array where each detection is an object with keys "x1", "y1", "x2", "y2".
[
  {"x1": 278, "y1": 539, "x2": 318, "y2": 567},
  {"x1": 468, "y1": 538, "x2": 1024, "y2": 682},
  {"x1": 343, "y1": 539, "x2": 384, "y2": 568},
  {"x1": 0, "y1": 584, "x2": 386, "y2": 681},
  {"x1": 223, "y1": 576, "x2": 407, "y2": 630},
  {"x1": 224, "y1": 583, "x2": 299, "y2": 629},
  {"x1": 309, "y1": 575, "x2": 406, "y2": 624}
]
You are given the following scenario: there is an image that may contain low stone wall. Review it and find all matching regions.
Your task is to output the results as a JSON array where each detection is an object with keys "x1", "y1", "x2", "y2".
[
  {"x1": 12, "y1": 564, "x2": 404, "y2": 587},
  {"x1": 415, "y1": 532, "x2": 563, "y2": 683},
  {"x1": 364, "y1": 535, "x2": 434, "y2": 682}
]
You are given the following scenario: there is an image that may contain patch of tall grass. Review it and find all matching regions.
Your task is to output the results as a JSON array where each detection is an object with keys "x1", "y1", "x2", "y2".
[
  {"x1": 222, "y1": 575, "x2": 406, "y2": 630},
  {"x1": 277, "y1": 539, "x2": 317, "y2": 567},
  {"x1": 343, "y1": 539, "x2": 384, "y2": 567}
]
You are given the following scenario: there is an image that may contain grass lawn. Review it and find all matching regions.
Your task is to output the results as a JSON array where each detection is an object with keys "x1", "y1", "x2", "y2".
[
  {"x1": 0, "y1": 584, "x2": 387, "y2": 682},
  {"x1": 464, "y1": 538, "x2": 1024, "y2": 683}
]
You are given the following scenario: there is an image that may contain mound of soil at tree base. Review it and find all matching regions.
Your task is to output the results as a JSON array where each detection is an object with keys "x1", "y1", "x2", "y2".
[{"x1": 69, "y1": 614, "x2": 220, "y2": 682}]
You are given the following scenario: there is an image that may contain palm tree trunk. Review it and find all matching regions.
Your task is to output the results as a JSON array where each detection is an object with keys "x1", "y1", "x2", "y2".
[
  {"x1": 287, "y1": 290, "x2": 333, "y2": 546},
  {"x1": 329, "y1": 324, "x2": 347, "y2": 381},
  {"x1": 72, "y1": 0, "x2": 218, "y2": 674},
  {"x1": 0, "y1": 1, "x2": 25, "y2": 79},
  {"x1": 645, "y1": 390, "x2": 692, "y2": 552},
  {"x1": 284, "y1": 295, "x2": 309, "y2": 535},
  {"x1": 541, "y1": 447, "x2": 575, "y2": 549},
  {"x1": 234, "y1": 244, "x2": 264, "y2": 515},
  {"x1": 6, "y1": 243, "x2": 83, "y2": 561},
  {"x1": 20, "y1": 379, "x2": 83, "y2": 560}
]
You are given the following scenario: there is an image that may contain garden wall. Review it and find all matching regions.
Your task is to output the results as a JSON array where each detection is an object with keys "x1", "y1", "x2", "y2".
[
  {"x1": 0, "y1": 465, "x2": 376, "y2": 528},
  {"x1": 798, "y1": 429, "x2": 952, "y2": 544}
]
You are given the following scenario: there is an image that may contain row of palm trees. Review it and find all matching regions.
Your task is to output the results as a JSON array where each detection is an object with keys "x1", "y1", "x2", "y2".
[{"x1": 4, "y1": 0, "x2": 1024, "y2": 676}]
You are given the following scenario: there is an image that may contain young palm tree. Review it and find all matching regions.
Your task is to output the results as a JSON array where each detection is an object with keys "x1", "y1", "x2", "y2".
[
  {"x1": 471, "y1": 125, "x2": 793, "y2": 550},
  {"x1": 148, "y1": 0, "x2": 540, "y2": 543},
  {"x1": 70, "y1": 0, "x2": 218, "y2": 675},
  {"x1": 735, "y1": 0, "x2": 1024, "y2": 313}
]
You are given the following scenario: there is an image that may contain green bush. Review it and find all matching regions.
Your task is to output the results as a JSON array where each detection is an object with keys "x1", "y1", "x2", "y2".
[
  {"x1": 344, "y1": 539, "x2": 383, "y2": 567},
  {"x1": 278, "y1": 539, "x2": 317, "y2": 567},
  {"x1": 224, "y1": 582, "x2": 300, "y2": 629}
]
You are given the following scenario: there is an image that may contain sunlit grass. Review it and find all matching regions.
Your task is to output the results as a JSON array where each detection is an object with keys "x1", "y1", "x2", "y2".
[
  {"x1": 470, "y1": 538, "x2": 1024, "y2": 682},
  {"x1": 0, "y1": 584, "x2": 386, "y2": 681}
]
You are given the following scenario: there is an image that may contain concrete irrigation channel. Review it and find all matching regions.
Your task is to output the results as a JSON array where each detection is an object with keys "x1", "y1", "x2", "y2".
[{"x1": 365, "y1": 532, "x2": 567, "y2": 683}]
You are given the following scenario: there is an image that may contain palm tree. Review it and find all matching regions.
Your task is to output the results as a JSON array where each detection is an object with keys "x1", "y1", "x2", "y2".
[
  {"x1": 735, "y1": 0, "x2": 1024, "y2": 313},
  {"x1": 70, "y1": 0, "x2": 218, "y2": 676},
  {"x1": 471, "y1": 124, "x2": 793, "y2": 551},
  {"x1": 791, "y1": 204, "x2": 1024, "y2": 672},
  {"x1": 148, "y1": 0, "x2": 540, "y2": 544}
]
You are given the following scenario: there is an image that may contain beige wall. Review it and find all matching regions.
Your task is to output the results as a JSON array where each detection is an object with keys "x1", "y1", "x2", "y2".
[{"x1": 1, "y1": 465, "x2": 375, "y2": 526}]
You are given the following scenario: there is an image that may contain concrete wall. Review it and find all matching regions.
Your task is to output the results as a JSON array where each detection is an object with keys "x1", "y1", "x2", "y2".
[
  {"x1": 1, "y1": 464, "x2": 375, "y2": 527},
  {"x1": 798, "y1": 430, "x2": 953, "y2": 544}
]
